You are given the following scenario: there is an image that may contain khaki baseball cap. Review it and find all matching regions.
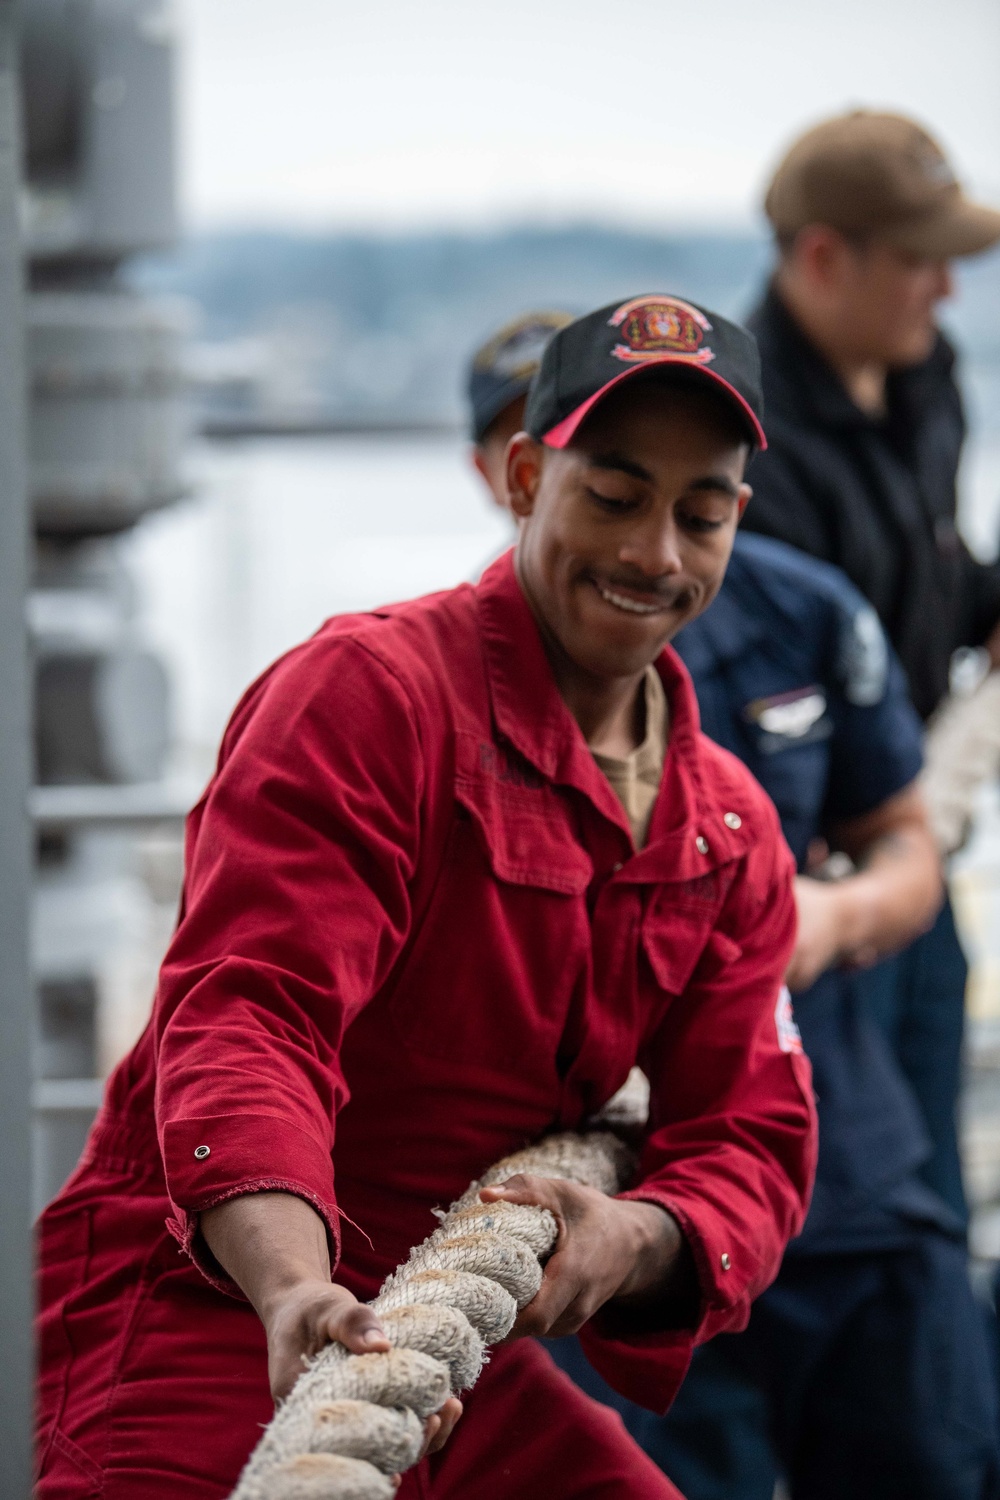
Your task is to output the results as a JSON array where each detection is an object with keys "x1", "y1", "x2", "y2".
[{"x1": 765, "y1": 110, "x2": 1000, "y2": 259}]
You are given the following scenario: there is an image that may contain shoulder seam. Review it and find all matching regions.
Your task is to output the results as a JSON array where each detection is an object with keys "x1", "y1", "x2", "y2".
[{"x1": 334, "y1": 633, "x2": 429, "y2": 782}]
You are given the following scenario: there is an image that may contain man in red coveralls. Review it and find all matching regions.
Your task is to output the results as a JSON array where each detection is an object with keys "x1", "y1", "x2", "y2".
[{"x1": 37, "y1": 297, "x2": 817, "y2": 1500}]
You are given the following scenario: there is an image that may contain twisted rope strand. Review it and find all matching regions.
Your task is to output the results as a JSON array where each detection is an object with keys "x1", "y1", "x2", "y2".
[{"x1": 230, "y1": 1130, "x2": 635, "y2": 1500}]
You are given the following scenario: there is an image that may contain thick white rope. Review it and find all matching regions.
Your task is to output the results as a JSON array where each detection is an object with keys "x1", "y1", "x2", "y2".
[
  {"x1": 230, "y1": 1129, "x2": 637, "y2": 1500},
  {"x1": 921, "y1": 669, "x2": 1000, "y2": 855}
]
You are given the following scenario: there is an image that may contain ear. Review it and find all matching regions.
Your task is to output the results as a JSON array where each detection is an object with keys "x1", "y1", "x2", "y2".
[
  {"x1": 737, "y1": 484, "x2": 751, "y2": 519},
  {"x1": 793, "y1": 223, "x2": 855, "y2": 290},
  {"x1": 506, "y1": 434, "x2": 545, "y2": 521}
]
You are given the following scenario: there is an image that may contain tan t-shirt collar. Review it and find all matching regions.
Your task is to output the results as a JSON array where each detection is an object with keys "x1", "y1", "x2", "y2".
[{"x1": 590, "y1": 665, "x2": 669, "y2": 850}]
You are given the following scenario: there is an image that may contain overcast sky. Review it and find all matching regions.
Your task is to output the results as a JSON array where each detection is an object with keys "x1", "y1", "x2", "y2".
[{"x1": 175, "y1": 0, "x2": 1000, "y2": 233}]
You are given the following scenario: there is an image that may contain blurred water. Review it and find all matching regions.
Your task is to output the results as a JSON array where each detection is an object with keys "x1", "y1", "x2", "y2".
[
  {"x1": 960, "y1": 364, "x2": 1000, "y2": 560},
  {"x1": 126, "y1": 424, "x2": 1000, "y2": 779},
  {"x1": 125, "y1": 433, "x2": 512, "y2": 777}
]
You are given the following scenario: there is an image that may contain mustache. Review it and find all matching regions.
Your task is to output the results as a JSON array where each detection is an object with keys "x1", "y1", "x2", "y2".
[{"x1": 592, "y1": 570, "x2": 698, "y2": 607}]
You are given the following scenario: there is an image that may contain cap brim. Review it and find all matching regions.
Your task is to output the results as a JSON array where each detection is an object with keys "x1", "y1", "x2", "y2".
[
  {"x1": 886, "y1": 198, "x2": 1000, "y2": 259},
  {"x1": 541, "y1": 358, "x2": 766, "y2": 451},
  {"x1": 472, "y1": 377, "x2": 531, "y2": 442}
]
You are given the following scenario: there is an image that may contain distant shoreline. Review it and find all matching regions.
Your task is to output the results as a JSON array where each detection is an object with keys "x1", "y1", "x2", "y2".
[{"x1": 200, "y1": 416, "x2": 463, "y2": 440}]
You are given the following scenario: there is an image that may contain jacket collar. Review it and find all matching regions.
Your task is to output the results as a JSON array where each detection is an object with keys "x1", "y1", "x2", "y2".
[
  {"x1": 474, "y1": 549, "x2": 629, "y2": 836},
  {"x1": 673, "y1": 569, "x2": 770, "y2": 676},
  {"x1": 750, "y1": 285, "x2": 867, "y2": 430},
  {"x1": 474, "y1": 550, "x2": 751, "y2": 877},
  {"x1": 750, "y1": 282, "x2": 956, "y2": 435}
]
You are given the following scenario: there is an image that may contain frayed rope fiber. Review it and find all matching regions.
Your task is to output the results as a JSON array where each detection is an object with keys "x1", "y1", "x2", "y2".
[{"x1": 229, "y1": 1129, "x2": 636, "y2": 1499}]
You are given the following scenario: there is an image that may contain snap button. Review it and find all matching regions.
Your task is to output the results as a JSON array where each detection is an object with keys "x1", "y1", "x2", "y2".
[
  {"x1": 724, "y1": 812, "x2": 742, "y2": 830},
  {"x1": 194, "y1": 1145, "x2": 211, "y2": 1161},
  {"x1": 720, "y1": 1252, "x2": 731, "y2": 1271},
  {"x1": 695, "y1": 835, "x2": 709, "y2": 854},
  {"x1": 612, "y1": 861, "x2": 623, "y2": 873}
]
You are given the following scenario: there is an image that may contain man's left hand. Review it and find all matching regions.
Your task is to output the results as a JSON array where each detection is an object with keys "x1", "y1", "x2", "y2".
[{"x1": 478, "y1": 1174, "x2": 687, "y2": 1339}]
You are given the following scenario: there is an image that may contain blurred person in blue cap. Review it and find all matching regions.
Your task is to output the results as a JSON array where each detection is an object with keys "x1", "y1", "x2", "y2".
[{"x1": 468, "y1": 309, "x2": 573, "y2": 509}]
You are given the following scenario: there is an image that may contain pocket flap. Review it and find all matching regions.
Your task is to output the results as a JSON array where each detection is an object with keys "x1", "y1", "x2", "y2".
[
  {"x1": 455, "y1": 735, "x2": 591, "y2": 895},
  {"x1": 642, "y1": 891, "x2": 741, "y2": 994}
]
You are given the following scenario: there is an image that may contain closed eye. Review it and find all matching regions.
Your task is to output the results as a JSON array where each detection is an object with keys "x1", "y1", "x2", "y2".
[
  {"x1": 680, "y1": 512, "x2": 727, "y2": 533},
  {"x1": 586, "y1": 488, "x2": 640, "y2": 513},
  {"x1": 678, "y1": 487, "x2": 739, "y2": 533}
]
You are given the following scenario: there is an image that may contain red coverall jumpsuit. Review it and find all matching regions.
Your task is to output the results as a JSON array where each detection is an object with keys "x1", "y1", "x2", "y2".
[{"x1": 37, "y1": 551, "x2": 816, "y2": 1500}]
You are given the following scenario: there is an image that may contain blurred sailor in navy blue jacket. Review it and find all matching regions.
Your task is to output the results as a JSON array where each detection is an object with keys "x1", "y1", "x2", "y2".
[{"x1": 555, "y1": 530, "x2": 1000, "y2": 1500}]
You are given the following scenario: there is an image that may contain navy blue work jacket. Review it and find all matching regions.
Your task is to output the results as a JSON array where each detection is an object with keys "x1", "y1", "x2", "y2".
[{"x1": 675, "y1": 532, "x2": 959, "y2": 1250}]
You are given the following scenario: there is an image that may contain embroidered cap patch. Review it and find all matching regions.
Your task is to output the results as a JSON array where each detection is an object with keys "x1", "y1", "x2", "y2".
[
  {"x1": 474, "y1": 316, "x2": 569, "y2": 382},
  {"x1": 608, "y1": 296, "x2": 715, "y2": 366}
]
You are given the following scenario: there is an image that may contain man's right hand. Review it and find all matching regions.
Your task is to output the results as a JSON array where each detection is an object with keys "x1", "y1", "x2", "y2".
[
  {"x1": 260, "y1": 1276, "x2": 391, "y2": 1401},
  {"x1": 201, "y1": 1192, "x2": 462, "y2": 1450}
]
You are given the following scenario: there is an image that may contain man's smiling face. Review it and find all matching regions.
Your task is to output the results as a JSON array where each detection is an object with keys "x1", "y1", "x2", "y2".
[{"x1": 508, "y1": 377, "x2": 751, "y2": 682}]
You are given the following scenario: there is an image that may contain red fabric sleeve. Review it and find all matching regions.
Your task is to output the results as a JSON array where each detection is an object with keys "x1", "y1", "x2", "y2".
[
  {"x1": 152, "y1": 634, "x2": 424, "y2": 1291},
  {"x1": 580, "y1": 814, "x2": 816, "y2": 1412}
]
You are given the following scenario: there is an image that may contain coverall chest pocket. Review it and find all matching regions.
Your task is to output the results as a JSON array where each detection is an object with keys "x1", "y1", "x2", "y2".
[
  {"x1": 385, "y1": 761, "x2": 593, "y2": 1071},
  {"x1": 641, "y1": 880, "x2": 736, "y2": 1000},
  {"x1": 451, "y1": 727, "x2": 593, "y2": 894}
]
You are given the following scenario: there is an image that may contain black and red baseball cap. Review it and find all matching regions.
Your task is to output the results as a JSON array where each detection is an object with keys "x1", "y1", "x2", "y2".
[{"x1": 524, "y1": 293, "x2": 766, "y2": 451}]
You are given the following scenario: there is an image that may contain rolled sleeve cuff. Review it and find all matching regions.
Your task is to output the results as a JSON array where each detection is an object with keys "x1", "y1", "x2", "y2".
[
  {"x1": 577, "y1": 1183, "x2": 759, "y2": 1414},
  {"x1": 161, "y1": 1113, "x2": 341, "y2": 1297},
  {"x1": 578, "y1": 1320, "x2": 695, "y2": 1414},
  {"x1": 619, "y1": 1184, "x2": 755, "y2": 1338}
]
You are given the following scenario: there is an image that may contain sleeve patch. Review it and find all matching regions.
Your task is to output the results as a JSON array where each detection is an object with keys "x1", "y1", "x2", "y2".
[
  {"x1": 838, "y1": 604, "x2": 888, "y2": 707},
  {"x1": 775, "y1": 984, "x2": 803, "y2": 1054}
]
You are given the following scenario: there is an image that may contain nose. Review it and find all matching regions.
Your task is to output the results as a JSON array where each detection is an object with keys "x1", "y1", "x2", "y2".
[{"x1": 617, "y1": 511, "x2": 684, "y2": 579}]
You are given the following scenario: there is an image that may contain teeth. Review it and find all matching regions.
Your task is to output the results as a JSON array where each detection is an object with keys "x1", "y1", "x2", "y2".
[{"x1": 596, "y1": 582, "x2": 661, "y2": 615}]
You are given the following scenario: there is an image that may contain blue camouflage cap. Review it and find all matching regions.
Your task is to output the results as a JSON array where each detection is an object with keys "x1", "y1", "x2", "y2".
[{"x1": 467, "y1": 310, "x2": 574, "y2": 442}]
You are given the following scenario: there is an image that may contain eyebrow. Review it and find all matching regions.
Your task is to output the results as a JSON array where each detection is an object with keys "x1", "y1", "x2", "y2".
[
  {"x1": 587, "y1": 452, "x2": 742, "y2": 499},
  {"x1": 687, "y1": 475, "x2": 742, "y2": 499},
  {"x1": 588, "y1": 451, "x2": 653, "y2": 482}
]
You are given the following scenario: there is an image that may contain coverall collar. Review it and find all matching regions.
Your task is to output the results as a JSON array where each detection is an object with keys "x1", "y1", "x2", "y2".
[{"x1": 474, "y1": 550, "x2": 751, "y2": 877}]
